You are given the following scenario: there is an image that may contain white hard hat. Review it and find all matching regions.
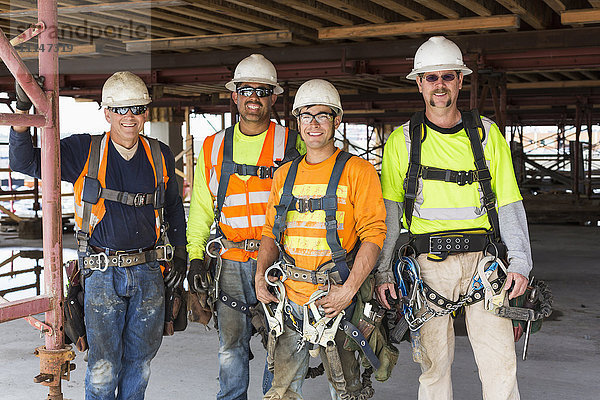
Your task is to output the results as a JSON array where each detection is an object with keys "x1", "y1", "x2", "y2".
[
  {"x1": 225, "y1": 54, "x2": 283, "y2": 94},
  {"x1": 101, "y1": 71, "x2": 151, "y2": 107},
  {"x1": 406, "y1": 36, "x2": 472, "y2": 80},
  {"x1": 292, "y1": 79, "x2": 343, "y2": 117}
]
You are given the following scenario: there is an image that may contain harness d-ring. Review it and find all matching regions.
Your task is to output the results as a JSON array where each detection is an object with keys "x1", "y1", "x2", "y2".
[
  {"x1": 205, "y1": 236, "x2": 225, "y2": 258},
  {"x1": 398, "y1": 243, "x2": 417, "y2": 258},
  {"x1": 483, "y1": 242, "x2": 499, "y2": 260},
  {"x1": 265, "y1": 262, "x2": 287, "y2": 286}
]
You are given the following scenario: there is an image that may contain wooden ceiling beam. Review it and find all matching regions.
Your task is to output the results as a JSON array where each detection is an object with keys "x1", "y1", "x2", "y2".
[
  {"x1": 224, "y1": 0, "x2": 323, "y2": 29},
  {"x1": 317, "y1": 0, "x2": 388, "y2": 24},
  {"x1": 414, "y1": 0, "x2": 460, "y2": 19},
  {"x1": 125, "y1": 30, "x2": 292, "y2": 52},
  {"x1": 170, "y1": 5, "x2": 261, "y2": 31},
  {"x1": 561, "y1": 8, "x2": 600, "y2": 24},
  {"x1": 541, "y1": 0, "x2": 566, "y2": 14},
  {"x1": 319, "y1": 15, "x2": 520, "y2": 40},
  {"x1": 494, "y1": 0, "x2": 551, "y2": 29},
  {"x1": 273, "y1": 0, "x2": 355, "y2": 25},
  {"x1": 453, "y1": 0, "x2": 494, "y2": 16},
  {"x1": 588, "y1": 1, "x2": 600, "y2": 7},
  {"x1": 369, "y1": 0, "x2": 427, "y2": 21},
  {"x1": 190, "y1": 0, "x2": 316, "y2": 41},
  {"x1": 0, "y1": 0, "x2": 187, "y2": 17}
]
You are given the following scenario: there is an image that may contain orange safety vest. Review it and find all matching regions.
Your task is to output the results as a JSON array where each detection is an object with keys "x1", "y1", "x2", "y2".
[
  {"x1": 203, "y1": 122, "x2": 293, "y2": 261},
  {"x1": 74, "y1": 131, "x2": 169, "y2": 243}
]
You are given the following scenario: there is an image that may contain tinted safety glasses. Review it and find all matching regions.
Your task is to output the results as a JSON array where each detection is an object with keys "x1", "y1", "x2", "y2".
[
  {"x1": 236, "y1": 86, "x2": 273, "y2": 98},
  {"x1": 421, "y1": 73, "x2": 457, "y2": 83},
  {"x1": 108, "y1": 105, "x2": 148, "y2": 115}
]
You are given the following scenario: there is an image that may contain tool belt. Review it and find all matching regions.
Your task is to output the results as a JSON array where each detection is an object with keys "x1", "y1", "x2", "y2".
[
  {"x1": 409, "y1": 231, "x2": 507, "y2": 261},
  {"x1": 220, "y1": 238, "x2": 260, "y2": 252},
  {"x1": 81, "y1": 244, "x2": 173, "y2": 271}
]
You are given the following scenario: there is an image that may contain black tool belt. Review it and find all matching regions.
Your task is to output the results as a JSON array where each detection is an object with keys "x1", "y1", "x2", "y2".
[
  {"x1": 81, "y1": 245, "x2": 173, "y2": 270},
  {"x1": 410, "y1": 232, "x2": 505, "y2": 258}
]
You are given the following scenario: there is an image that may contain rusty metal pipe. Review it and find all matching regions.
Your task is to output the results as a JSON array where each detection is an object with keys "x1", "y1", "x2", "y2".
[{"x1": 0, "y1": 28, "x2": 49, "y2": 116}]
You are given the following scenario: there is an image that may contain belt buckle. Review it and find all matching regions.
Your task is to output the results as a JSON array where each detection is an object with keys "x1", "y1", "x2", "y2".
[
  {"x1": 88, "y1": 252, "x2": 109, "y2": 272},
  {"x1": 429, "y1": 236, "x2": 444, "y2": 253},
  {"x1": 258, "y1": 166, "x2": 272, "y2": 179},
  {"x1": 244, "y1": 239, "x2": 259, "y2": 252},
  {"x1": 133, "y1": 193, "x2": 146, "y2": 207},
  {"x1": 155, "y1": 244, "x2": 174, "y2": 262}
]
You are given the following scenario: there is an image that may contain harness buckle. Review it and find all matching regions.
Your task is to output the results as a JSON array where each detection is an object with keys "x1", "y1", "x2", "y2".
[
  {"x1": 155, "y1": 244, "x2": 174, "y2": 262},
  {"x1": 133, "y1": 193, "x2": 146, "y2": 207},
  {"x1": 87, "y1": 252, "x2": 109, "y2": 272},
  {"x1": 258, "y1": 166, "x2": 274, "y2": 179},
  {"x1": 296, "y1": 198, "x2": 310, "y2": 213},
  {"x1": 456, "y1": 171, "x2": 472, "y2": 186}
]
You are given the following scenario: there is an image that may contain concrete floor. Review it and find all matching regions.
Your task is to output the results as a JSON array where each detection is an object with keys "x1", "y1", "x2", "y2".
[{"x1": 1, "y1": 224, "x2": 599, "y2": 400}]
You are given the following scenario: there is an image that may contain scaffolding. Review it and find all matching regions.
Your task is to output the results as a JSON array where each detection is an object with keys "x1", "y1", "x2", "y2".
[{"x1": 0, "y1": 1, "x2": 75, "y2": 399}]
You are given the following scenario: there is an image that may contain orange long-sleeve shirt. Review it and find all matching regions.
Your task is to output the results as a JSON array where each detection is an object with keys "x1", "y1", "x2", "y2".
[{"x1": 262, "y1": 148, "x2": 387, "y2": 305}]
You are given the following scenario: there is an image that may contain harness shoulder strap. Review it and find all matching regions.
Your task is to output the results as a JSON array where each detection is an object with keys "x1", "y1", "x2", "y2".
[
  {"x1": 462, "y1": 109, "x2": 501, "y2": 242},
  {"x1": 403, "y1": 111, "x2": 425, "y2": 232},
  {"x1": 272, "y1": 155, "x2": 302, "y2": 242},
  {"x1": 77, "y1": 134, "x2": 104, "y2": 253},
  {"x1": 214, "y1": 126, "x2": 236, "y2": 233},
  {"x1": 281, "y1": 128, "x2": 301, "y2": 164},
  {"x1": 324, "y1": 151, "x2": 353, "y2": 281}
]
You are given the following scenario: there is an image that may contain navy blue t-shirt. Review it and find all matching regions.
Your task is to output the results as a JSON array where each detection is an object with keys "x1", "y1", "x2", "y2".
[{"x1": 9, "y1": 129, "x2": 186, "y2": 250}]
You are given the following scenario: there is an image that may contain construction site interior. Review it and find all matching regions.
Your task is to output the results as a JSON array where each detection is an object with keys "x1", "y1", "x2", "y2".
[{"x1": 0, "y1": 1, "x2": 598, "y2": 399}]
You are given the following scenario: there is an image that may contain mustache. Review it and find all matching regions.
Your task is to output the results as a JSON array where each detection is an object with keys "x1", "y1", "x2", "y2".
[{"x1": 432, "y1": 88, "x2": 450, "y2": 95}]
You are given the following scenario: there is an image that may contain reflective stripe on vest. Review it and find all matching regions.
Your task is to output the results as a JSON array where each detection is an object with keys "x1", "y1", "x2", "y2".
[
  {"x1": 73, "y1": 132, "x2": 169, "y2": 241},
  {"x1": 402, "y1": 116, "x2": 494, "y2": 223},
  {"x1": 204, "y1": 122, "x2": 290, "y2": 258}
]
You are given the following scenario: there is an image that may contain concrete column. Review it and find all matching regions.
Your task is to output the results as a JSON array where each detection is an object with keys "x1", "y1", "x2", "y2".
[{"x1": 147, "y1": 107, "x2": 185, "y2": 197}]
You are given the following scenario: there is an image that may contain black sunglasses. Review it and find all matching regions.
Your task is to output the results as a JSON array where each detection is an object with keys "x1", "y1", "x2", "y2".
[
  {"x1": 236, "y1": 86, "x2": 273, "y2": 98},
  {"x1": 108, "y1": 105, "x2": 148, "y2": 115},
  {"x1": 422, "y1": 73, "x2": 457, "y2": 83}
]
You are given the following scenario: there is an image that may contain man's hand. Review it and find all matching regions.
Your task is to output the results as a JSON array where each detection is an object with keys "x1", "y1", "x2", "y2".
[
  {"x1": 504, "y1": 272, "x2": 528, "y2": 300},
  {"x1": 255, "y1": 274, "x2": 279, "y2": 304},
  {"x1": 188, "y1": 258, "x2": 209, "y2": 293},
  {"x1": 15, "y1": 75, "x2": 44, "y2": 111},
  {"x1": 315, "y1": 284, "x2": 355, "y2": 318},
  {"x1": 375, "y1": 282, "x2": 397, "y2": 310},
  {"x1": 164, "y1": 246, "x2": 187, "y2": 289}
]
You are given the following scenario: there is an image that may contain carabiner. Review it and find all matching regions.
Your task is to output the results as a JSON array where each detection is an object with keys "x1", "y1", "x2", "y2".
[{"x1": 205, "y1": 236, "x2": 225, "y2": 258}]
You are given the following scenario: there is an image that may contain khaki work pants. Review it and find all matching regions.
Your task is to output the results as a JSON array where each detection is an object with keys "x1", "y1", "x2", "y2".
[{"x1": 416, "y1": 252, "x2": 520, "y2": 400}]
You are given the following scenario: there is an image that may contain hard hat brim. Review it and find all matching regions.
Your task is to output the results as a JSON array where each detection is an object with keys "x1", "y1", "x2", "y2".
[
  {"x1": 406, "y1": 64, "x2": 473, "y2": 80},
  {"x1": 225, "y1": 79, "x2": 284, "y2": 94},
  {"x1": 101, "y1": 98, "x2": 152, "y2": 107}
]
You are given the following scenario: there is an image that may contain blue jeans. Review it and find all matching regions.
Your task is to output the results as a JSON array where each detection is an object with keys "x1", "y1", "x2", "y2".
[
  {"x1": 216, "y1": 258, "x2": 272, "y2": 400},
  {"x1": 83, "y1": 261, "x2": 165, "y2": 400}
]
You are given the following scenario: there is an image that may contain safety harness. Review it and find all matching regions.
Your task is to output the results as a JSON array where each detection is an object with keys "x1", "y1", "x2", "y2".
[
  {"x1": 77, "y1": 134, "x2": 173, "y2": 272},
  {"x1": 265, "y1": 151, "x2": 380, "y2": 400},
  {"x1": 388, "y1": 111, "x2": 552, "y2": 356},
  {"x1": 206, "y1": 126, "x2": 300, "y2": 315}
]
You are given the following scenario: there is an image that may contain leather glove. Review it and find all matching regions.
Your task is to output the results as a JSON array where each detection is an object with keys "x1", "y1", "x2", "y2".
[
  {"x1": 164, "y1": 246, "x2": 187, "y2": 289},
  {"x1": 15, "y1": 75, "x2": 44, "y2": 111},
  {"x1": 188, "y1": 258, "x2": 211, "y2": 294}
]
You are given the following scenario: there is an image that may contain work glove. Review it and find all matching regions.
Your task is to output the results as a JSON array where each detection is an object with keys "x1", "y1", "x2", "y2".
[
  {"x1": 164, "y1": 246, "x2": 187, "y2": 289},
  {"x1": 15, "y1": 75, "x2": 44, "y2": 111},
  {"x1": 188, "y1": 258, "x2": 212, "y2": 294}
]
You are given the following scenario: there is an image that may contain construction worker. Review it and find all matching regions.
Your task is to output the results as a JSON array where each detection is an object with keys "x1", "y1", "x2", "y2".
[
  {"x1": 256, "y1": 79, "x2": 387, "y2": 400},
  {"x1": 9, "y1": 71, "x2": 187, "y2": 399},
  {"x1": 375, "y1": 36, "x2": 533, "y2": 400},
  {"x1": 186, "y1": 53, "x2": 304, "y2": 400}
]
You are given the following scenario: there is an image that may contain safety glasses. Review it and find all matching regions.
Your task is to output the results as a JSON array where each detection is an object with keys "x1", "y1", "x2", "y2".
[
  {"x1": 236, "y1": 86, "x2": 273, "y2": 98},
  {"x1": 298, "y1": 112, "x2": 335, "y2": 125},
  {"x1": 422, "y1": 73, "x2": 457, "y2": 83},
  {"x1": 108, "y1": 105, "x2": 148, "y2": 115}
]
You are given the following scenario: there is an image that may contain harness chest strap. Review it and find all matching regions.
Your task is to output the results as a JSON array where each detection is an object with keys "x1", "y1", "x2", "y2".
[
  {"x1": 212, "y1": 125, "x2": 299, "y2": 314},
  {"x1": 403, "y1": 109, "x2": 502, "y2": 248},
  {"x1": 77, "y1": 134, "x2": 168, "y2": 256}
]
